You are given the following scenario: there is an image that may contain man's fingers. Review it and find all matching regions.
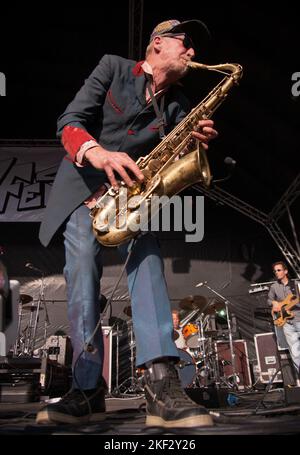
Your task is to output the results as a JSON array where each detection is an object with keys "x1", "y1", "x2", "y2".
[
  {"x1": 104, "y1": 166, "x2": 119, "y2": 189},
  {"x1": 192, "y1": 131, "x2": 209, "y2": 142},
  {"x1": 118, "y1": 155, "x2": 144, "y2": 182},
  {"x1": 198, "y1": 119, "x2": 214, "y2": 127},
  {"x1": 91, "y1": 149, "x2": 144, "y2": 187},
  {"x1": 203, "y1": 126, "x2": 218, "y2": 138},
  {"x1": 109, "y1": 161, "x2": 135, "y2": 188},
  {"x1": 126, "y1": 163, "x2": 144, "y2": 182}
]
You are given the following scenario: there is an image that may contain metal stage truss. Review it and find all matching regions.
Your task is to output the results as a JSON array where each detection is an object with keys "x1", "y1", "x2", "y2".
[{"x1": 193, "y1": 175, "x2": 300, "y2": 278}]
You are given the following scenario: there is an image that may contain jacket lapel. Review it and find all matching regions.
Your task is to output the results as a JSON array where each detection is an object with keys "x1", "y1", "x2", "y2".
[{"x1": 135, "y1": 74, "x2": 147, "y2": 106}]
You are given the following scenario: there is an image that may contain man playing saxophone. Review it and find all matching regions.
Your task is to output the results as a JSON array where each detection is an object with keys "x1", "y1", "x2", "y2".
[{"x1": 37, "y1": 19, "x2": 218, "y2": 427}]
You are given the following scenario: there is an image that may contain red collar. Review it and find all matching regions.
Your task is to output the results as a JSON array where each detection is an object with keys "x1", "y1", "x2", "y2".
[{"x1": 132, "y1": 61, "x2": 145, "y2": 77}]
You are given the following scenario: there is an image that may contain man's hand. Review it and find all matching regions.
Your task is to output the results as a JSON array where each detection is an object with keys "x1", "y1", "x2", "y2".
[
  {"x1": 85, "y1": 146, "x2": 144, "y2": 189},
  {"x1": 272, "y1": 300, "x2": 281, "y2": 312},
  {"x1": 192, "y1": 119, "x2": 218, "y2": 150}
]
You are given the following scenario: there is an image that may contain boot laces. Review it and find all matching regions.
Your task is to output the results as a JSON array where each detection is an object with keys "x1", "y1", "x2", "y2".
[
  {"x1": 159, "y1": 369, "x2": 195, "y2": 407},
  {"x1": 60, "y1": 389, "x2": 87, "y2": 404}
]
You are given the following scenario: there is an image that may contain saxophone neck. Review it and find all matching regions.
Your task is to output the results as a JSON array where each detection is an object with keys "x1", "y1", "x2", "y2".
[{"x1": 188, "y1": 61, "x2": 243, "y2": 78}]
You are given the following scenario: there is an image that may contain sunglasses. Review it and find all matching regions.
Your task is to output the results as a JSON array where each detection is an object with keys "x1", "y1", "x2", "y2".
[{"x1": 162, "y1": 33, "x2": 195, "y2": 50}]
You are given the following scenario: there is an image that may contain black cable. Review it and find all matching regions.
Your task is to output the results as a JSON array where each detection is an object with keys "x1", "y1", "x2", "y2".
[{"x1": 253, "y1": 366, "x2": 282, "y2": 412}]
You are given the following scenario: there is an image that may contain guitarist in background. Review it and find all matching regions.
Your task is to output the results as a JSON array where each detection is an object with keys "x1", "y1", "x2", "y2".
[{"x1": 268, "y1": 261, "x2": 300, "y2": 378}]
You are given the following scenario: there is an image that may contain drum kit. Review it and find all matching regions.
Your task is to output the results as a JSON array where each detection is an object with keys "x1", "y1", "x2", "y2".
[
  {"x1": 111, "y1": 292, "x2": 239, "y2": 395},
  {"x1": 174, "y1": 294, "x2": 239, "y2": 389}
]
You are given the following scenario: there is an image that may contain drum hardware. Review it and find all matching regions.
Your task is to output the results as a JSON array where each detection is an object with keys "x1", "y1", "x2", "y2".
[
  {"x1": 19, "y1": 294, "x2": 33, "y2": 305},
  {"x1": 114, "y1": 323, "x2": 120, "y2": 393},
  {"x1": 195, "y1": 281, "x2": 239, "y2": 390},
  {"x1": 128, "y1": 320, "x2": 137, "y2": 391},
  {"x1": 21, "y1": 303, "x2": 44, "y2": 311},
  {"x1": 112, "y1": 319, "x2": 144, "y2": 396},
  {"x1": 14, "y1": 266, "x2": 49, "y2": 358},
  {"x1": 205, "y1": 301, "x2": 226, "y2": 315},
  {"x1": 205, "y1": 330, "x2": 218, "y2": 338},
  {"x1": 180, "y1": 305, "x2": 210, "y2": 348},
  {"x1": 192, "y1": 314, "x2": 211, "y2": 386},
  {"x1": 178, "y1": 307, "x2": 201, "y2": 328},
  {"x1": 179, "y1": 295, "x2": 208, "y2": 312}
]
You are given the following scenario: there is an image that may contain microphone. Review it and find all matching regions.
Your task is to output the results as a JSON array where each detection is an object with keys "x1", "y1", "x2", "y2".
[
  {"x1": 224, "y1": 156, "x2": 236, "y2": 167},
  {"x1": 212, "y1": 156, "x2": 237, "y2": 183},
  {"x1": 196, "y1": 281, "x2": 208, "y2": 288},
  {"x1": 25, "y1": 262, "x2": 44, "y2": 274}
]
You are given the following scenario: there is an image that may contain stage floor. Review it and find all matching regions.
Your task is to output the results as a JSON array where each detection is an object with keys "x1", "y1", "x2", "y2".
[{"x1": 1, "y1": 388, "x2": 300, "y2": 437}]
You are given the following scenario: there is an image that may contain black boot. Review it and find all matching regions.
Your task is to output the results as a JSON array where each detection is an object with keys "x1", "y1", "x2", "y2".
[
  {"x1": 36, "y1": 378, "x2": 107, "y2": 425},
  {"x1": 144, "y1": 361, "x2": 213, "y2": 428}
]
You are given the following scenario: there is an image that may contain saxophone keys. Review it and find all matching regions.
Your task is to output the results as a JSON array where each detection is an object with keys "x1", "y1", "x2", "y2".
[{"x1": 148, "y1": 159, "x2": 161, "y2": 172}]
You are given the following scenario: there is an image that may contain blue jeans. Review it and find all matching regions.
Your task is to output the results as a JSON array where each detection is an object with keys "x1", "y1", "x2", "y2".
[
  {"x1": 283, "y1": 320, "x2": 300, "y2": 374},
  {"x1": 63, "y1": 204, "x2": 178, "y2": 389}
]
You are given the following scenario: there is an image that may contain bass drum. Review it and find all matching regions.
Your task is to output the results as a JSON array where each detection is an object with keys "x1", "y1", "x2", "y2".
[{"x1": 176, "y1": 349, "x2": 196, "y2": 388}]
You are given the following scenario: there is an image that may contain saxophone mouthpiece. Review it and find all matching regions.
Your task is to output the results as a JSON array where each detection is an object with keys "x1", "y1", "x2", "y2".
[{"x1": 187, "y1": 61, "x2": 206, "y2": 69}]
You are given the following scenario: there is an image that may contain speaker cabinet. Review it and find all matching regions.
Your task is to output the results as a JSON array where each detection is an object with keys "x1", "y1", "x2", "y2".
[
  {"x1": 44, "y1": 335, "x2": 72, "y2": 366},
  {"x1": 215, "y1": 339, "x2": 252, "y2": 389},
  {"x1": 254, "y1": 332, "x2": 283, "y2": 383}
]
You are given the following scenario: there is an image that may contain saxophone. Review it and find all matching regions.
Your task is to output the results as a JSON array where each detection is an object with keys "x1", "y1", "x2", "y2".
[{"x1": 91, "y1": 61, "x2": 243, "y2": 246}]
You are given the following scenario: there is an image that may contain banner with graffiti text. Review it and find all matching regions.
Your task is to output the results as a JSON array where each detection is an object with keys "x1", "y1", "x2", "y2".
[{"x1": 0, "y1": 144, "x2": 64, "y2": 221}]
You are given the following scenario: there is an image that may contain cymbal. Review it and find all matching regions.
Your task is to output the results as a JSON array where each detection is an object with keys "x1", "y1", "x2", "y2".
[
  {"x1": 206, "y1": 301, "x2": 225, "y2": 314},
  {"x1": 179, "y1": 295, "x2": 208, "y2": 311},
  {"x1": 20, "y1": 294, "x2": 33, "y2": 305},
  {"x1": 123, "y1": 305, "x2": 132, "y2": 317},
  {"x1": 22, "y1": 303, "x2": 44, "y2": 311}
]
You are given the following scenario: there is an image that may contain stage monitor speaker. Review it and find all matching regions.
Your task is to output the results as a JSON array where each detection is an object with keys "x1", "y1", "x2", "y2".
[
  {"x1": 254, "y1": 331, "x2": 297, "y2": 385},
  {"x1": 254, "y1": 332, "x2": 283, "y2": 383},
  {"x1": 215, "y1": 339, "x2": 252, "y2": 389},
  {"x1": 102, "y1": 326, "x2": 112, "y2": 393}
]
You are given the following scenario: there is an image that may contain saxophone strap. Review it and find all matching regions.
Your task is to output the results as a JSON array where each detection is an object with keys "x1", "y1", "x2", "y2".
[{"x1": 146, "y1": 76, "x2": 166, "y2": 140}]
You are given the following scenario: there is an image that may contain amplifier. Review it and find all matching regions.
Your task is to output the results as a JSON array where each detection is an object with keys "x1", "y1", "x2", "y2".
[
  {"x1": 44, "y1": 335, "x2": 72, "y2": 367},
  {"x1": 254, "y1": 332, "x2": 283, "y2": 383},
  {"x1": 215, "y1": 339, "x2": 252, "y2": 389},
  {"x1": 44, "y1": 328, "x2": 112, "y2": 393},
  {"x1": 0, "y1": 381, "x2": 40, "y2": 403}
]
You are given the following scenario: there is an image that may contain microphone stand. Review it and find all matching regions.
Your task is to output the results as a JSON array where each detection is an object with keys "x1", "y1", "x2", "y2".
[
  {"x1": 30, "y1": 270, "x2": 48, "y2": 356},
  {"x1": 199, "y1": 282, "x2": 238, "y2": 390},
  {"x1": 195, "y1": 313, "x2": 209, "y2": 386}
]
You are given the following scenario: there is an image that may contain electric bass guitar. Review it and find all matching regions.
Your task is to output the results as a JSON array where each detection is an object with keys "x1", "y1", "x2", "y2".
[{"x1": 272, "y1": 293, "x2": 299, "y2": 327}]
